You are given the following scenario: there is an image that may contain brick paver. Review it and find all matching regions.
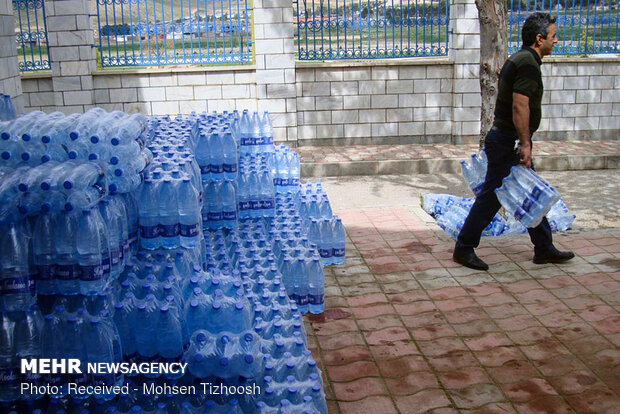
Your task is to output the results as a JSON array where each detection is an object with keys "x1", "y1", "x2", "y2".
[{"x1": 305, "y1": 206, "x2": 620, "y2": 413}]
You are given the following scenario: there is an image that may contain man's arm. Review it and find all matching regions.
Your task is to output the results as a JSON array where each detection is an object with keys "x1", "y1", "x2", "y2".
[{"x1": 512, "y1": 92, "x2": 532, "y2": 168}]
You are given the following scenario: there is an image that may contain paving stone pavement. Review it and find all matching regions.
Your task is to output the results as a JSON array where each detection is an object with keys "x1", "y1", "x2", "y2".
[{"x1": 303, "y1": 170, "x2": 620, "y2": 413}]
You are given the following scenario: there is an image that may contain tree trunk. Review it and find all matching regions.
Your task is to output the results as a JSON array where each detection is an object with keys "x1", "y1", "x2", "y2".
[{"x1": 475, "y1": 0, "x2": 508, "y2": 148}]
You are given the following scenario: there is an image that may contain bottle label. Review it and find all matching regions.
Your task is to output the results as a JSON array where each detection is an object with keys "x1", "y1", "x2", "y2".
[
  {"x1": 289, "y1": 293, "x2": 298, "y2": 303},
  {"x1": 207, "y1": 212, "x2": 222, "y2": 221},
  {"x1": 140, "y1": 225, "x2": 159, "y2": 239},
  {"x1": 36, "y1": 264, "x2": 55, "y2": 281},
  {"x1": 531, "y1": 186, "x2": 542, "y2": 200},
  {"x1": 273, "y1": 177, "x2": 281, "y2": 186},
  {"x1": 55, "y1": 264, "x2": 77, "y2": 280},
  {"x1": 472, "y1": 183, "x2": 484, "y2": 195},
  {"x1": 250, "y1": 200, "x2": 261, "y2": 210},
  {"x1": 20, "y1": 370, "x2": 42, "y2": 385},
  {"x1": 297, "y1": 294, "x2": 309, "y2": 306},
  {"x1": 309, "y1": 294, "x2": 324, "y2": 305},
  {"x1": 110, "y1": 249, "x2": 120, "y2": 266},
  {"x1": 222, "y1": 210, "x2": 237, "y2": 221},
  {"x1": 120, "y1": 242, "x2": 128, "y2": 262},
  {"x1": 159, "y1": 223, "x2": 180, "y2": 238},
  {"x1": 223, "y1": 163, "x2": 237, "y2": 173},
  {"x1": 319, "y1": 248, "x2": 333, "y2": 258},
  {"x1": 240, "y1": 137, "x2": 253, "y2": 146},
  {"x1": 239, "y1": 201, "x2": 250, "y2": 211},
  {"x1": 80, "y1": 264, "x2": 103, "y2": 281},
  {"x1": 129, "y1": 231, "x2": 138, "y2": 245},
  {"x1": 180, "y1": 223, "x2": 200, "y2": 237},
  {"x1": 101, "y1": 255, "x2": 111, "y2": 275},
  {"x1": 515, "y1": 208, "x2": 526, "y2": 221},
  {"x1": 289, "y1": 178, "x2": 300, "y2": 186},
  {"x1": 262, "y1": 199, "x2": 275, "y2": 210},
  {"x1": 210, "y1": 164, "x2": 222, "y2": 174},
  {"x1": 93, "y1": 183, "x2": 106, "y2": 197},
  {"x1": 263, "y1": 136, "x2": 274, "y2": 145},
  {"x1": 0, "y1": 368, "x2": 18, "y2": 387},
  {"x1": 521, "y1": 197, "x2": 534, "y2": 213},
  {"x1": 200, "y1": 165, "x2": 210, "y2": 174},
  {"x1": 333, "y1": 248, "x2": 346, "y2": 258}
]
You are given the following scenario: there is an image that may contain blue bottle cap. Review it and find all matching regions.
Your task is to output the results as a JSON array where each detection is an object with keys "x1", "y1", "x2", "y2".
[
  {"x1": 68, "y1": 151, "x2": 78, "y2": 159},
  {"x1": 90, "y1": 136, "x2": 99, "y2": 144},
  {"x1": 21, "y1": 152, "x2": 30, "y2": 161}
]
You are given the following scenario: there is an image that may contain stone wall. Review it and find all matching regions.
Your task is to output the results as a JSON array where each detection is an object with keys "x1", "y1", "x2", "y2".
[
  {"x1": 0, "y1": 0, "x2": 24, "y2": 112},
  {"x1": 19, "y1": 0, "x2": 620, "y2": 144}
]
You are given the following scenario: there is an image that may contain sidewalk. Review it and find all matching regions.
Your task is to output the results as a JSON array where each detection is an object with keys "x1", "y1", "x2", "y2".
[
  {"x1": 298, "y1": 140, "x2": 620, "y2": 177},
  {"x1": 304, "y1": 171, "x2": 620, "y2": 413}
]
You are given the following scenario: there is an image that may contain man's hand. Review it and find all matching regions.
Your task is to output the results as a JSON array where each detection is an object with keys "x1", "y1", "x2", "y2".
[{"x1": 520, "y1": 141, "x2": 532, "y2": 168}]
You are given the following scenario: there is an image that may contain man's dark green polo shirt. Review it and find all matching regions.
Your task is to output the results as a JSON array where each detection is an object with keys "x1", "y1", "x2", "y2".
[{"x1": 493, "y1": 46, "x2": 543, "y2": 135}]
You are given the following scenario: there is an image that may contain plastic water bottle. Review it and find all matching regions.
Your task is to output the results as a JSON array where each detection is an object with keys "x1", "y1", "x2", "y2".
[
  {"x1": 261, "y1": 111, "x2": 275, "y2": 153},
  {"x1": 460, "y1": 160, "x2": 484, "y2": 197},
  {"x1": 53, "y1": 204, "x2": 80, "y2": 294},
  {"x1": 159, "y1": 178, "x2": 180, "y2": 249},
  {"x1": 220, "y1": 180, "x2": 238, "y2": 229},
  {"x1": 288, "y1": 153, "x2": 300, "y2": 193},
  {"x1": 157, "y1": 305, "x2": 185, "y2": 375},
  {"x1": 0, "y1": 219, "x2": 34, "y2": 311},
  {"x1": 76, "y1": 209, "x2": 104, "y2": 295},
  {"x1": 139, "y1": 179, "x2": 160, "y2": 250},
  {"x1": 178, "y1": 178, "x2": 201, "y2": 248},
  {"x1": 250, "y1": 112, "x2": 261, "y2": 154},
  {"x1": 318, "y1": 220, "x2": 333, "y2": 266},
  {"x1": 221, "y1": 131, "x2": 238, "y2": 180},
  {"x1": 99, "y1": 199, "x2": 121, "y2": 279},
  {"x1": 331, "y1": 218, "x2": 346, "y2": 265},
  {"x1": 208, "y1": 133, "x2": 224, "y2": 180},
  {"x1": 14, "y1": 310, "x2": 43, "y2": 398}
]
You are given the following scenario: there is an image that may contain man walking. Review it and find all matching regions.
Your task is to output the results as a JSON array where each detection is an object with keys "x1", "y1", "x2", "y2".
[{"x1": 453, "y1": 12, "x2": 574, "y2": 271}]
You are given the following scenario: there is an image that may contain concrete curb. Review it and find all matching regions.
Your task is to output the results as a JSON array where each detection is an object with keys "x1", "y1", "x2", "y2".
[{"x1": 301, "y1": 154, "x2": 620, "y2": 177}]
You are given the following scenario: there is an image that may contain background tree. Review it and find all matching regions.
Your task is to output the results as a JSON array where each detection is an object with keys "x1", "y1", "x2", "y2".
[{"x1": 475, "y1": 0, "x2": 508, "y2": 148}]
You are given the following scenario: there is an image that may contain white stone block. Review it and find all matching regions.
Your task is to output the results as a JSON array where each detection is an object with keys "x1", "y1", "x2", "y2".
[
  {"x1": 256, "y1": 69, "x2": 285, "y2": 85},
  {"x1": 344, "y1": 123, "x2": 371, "y2": 138},
  {"x1": 297, "y1": 125, "x2": 316, "y2": 139},
  {"x1": 544, "y1": 105, "x2": 563, "y2": 118},
  {"x1": 426, "y1": 93, "x2": 452, "y2": 107},
  {"x1": 207, "y1": 99, "x2": 236, "y2": 112},
  {"x1": 272, "y1": 127, "x2": 287, "y2": 141},
  {"x1": 387, "y1": 80, "x2": 413, "y2": 94},
  {"x1": 549, "y1": 117, "x2": 574, "y2": 131},
  {"x1": 577, "y1": 63, "x2": 603, "y2": 76},
  {"x1": 371, "y1": 95, "x2": 398, "y2": 109},
  {"x1": 296, "y1": 69, "x2": 315, "y2": 82},
  {"x1": 372, "y1": 122, "x2": 398, "y2": 137},
  {"x1": 426, "y1": 121, "x2": 452, "y2": 135},
  {"x1": 304, "y1": 111, "x2": 331, "y2": 125},
  {"x1": 255, "y1": 39, "x2": 284, "y2": 54},
  {"x1": 221, "y1": 85, "x2": 250, "y2": 99},
  {"x1": 414, "y1": 79, "x2": 441, "y2": 94},
  {"x1": 53, "y1": 76, "x2": 81, "y2": 92},
  {"x1": 399, "y1": 122, "x2": 424, "y2": 136},
  {"x1": 56, "y1": 30, "x2": 92, "y2": 47},
  {"x1": 601, "y1": 89, "x2": 620, "y2": 103},
  {"x1": 286, "y1": 98, "x2": 296, "y2": 113},
  {"x1": 296, "y1": 97, "x2": 315, "y2": 111},
  {"x1": 166, "y1": 86, "x2": 194, "y2": 101},
  {"x1": 29, "y1": 92, "x2": 55, "y2": 107},
  {"x1": 573, "y1": 117, "x2": 598, "y2": 131},
  {"x1": 254, "y1": 9, "x2": 283, "y2": 24},
  {"x1": 234, "y1": 71, "x2": 255, "y2": 84},
  {"x1": 262, "y1": 0, "x2": 291, "y2": 8},
  {"x1": 316, "y1": 124, "x2": 344, "y2": 139},
  {"x1": 398, "y1": 66, "x2": 426, "y2": 80},
  {"x1": 262, "y1": 23, "x2": 293, "y2": 39},
  {"x1": 302, "y1": 81, "x2": 330, "y2": 96},
  {"x1": 552, "y1": 64, "x2": 577, "y2": 77},
  {"x1": 387, "y1": 108, "x2": 413, "y2": 122},
  {"x1": 206, "y1": 72, "x2": 232, "y2": 85},
  {"x1": 414, "y1": 107, "x2": 441, "y2": 121},
  {"x1": 589, "y1": 76, "x2": 615, "y2": 90},
  {"x1": 425, "y1": 66, "x2": 452, "y2": 79},
  {"x1": 94, "y1": 75, "x2": 121, "y2": 89},
  {"x1": 177, "y1": 73, "x2": 206, "y2": 86},
  {"x1": 60, "y1": 61, "x2": 91, "y2": 76},
  {"x1": 344, "y1": 95, "x2": 371, "y2": 109},
  {"x1": 550, "y1": 90, "x2": 576, "y2": 105},
  {"x1": 454, "y1": 18, "x2": 479, "y2": 34},
  {"x1": 266, "y1": 54, "x2": 295, "y2": 69},
  {"x1": 587, "y1": 103, "x2": 612, "y2": 117},
  {"x1": 267, "y1": 84, "x2": 296, "y2": 99},
  {"x1": 371, "y1": 67, "x2": 398, "y2": 80},
  {"x1": 359, "y1": 80, "x2": 385, "y2": 95},
  {"x1": 453, "y1": 49, "x2": 480, "y2": 64},
  {"x1": 343, "y1": 68, "x2": 371, "y2": 81},
  {"x1": 121, "y1": 76, "x2": 149, "y2": 88},
  {"x1": 453, "y1": 107, "x2": 479, "y2": 122},
  {"x1": 545, "y1": 77, "x2": 564, "y2": 91},
  {"x1": 331, "y1": 81, "x2": 359, "y2": 96},
  {"x1": 94, "y1": 89, "x2": 110, "y2": 104},
  {"x1": 109, "y1": 88, "x2": 137, "y2": 103},
  {"x1": 316, "y1": 68, "x2": 344, "y2": 82},
  {"x1": 286, "y1": 126, "x2": 298, "y2": 142},
  {"x1": 462, "y1": 93, "x2": 481, "y2": 107},
  {"x1": 454, "y1": 79, "x2": 480, "y2": 93},
  {"x1": 600, "y1": 116, "x2": 620, "y2": 129},
  {"x1": 462, "y1": 121, "x2": 480, "y2": 135},
  {"x1": 236, "y1": 99, "x2": 258, "y2": 112},
  {"x1": 47, "y1": 15, "x2": 76, "y2": 31},
  {"x1": 50, "y1": 46, "x2": 79, "y2": 61},
  {"x1": 63, "y1": 90, "x2": 92, "y2": 106},
  {"x1": 576, "y1": 89, "x2": 601, "y2": 104},
  {"x1": 332, "y1": 110, "x2": 359, "y2": 124},
  {"x1": 359, "y1": 109, "x2": 385, "y2": 123},
  {"x1": 399, "y1": 94, "x2": 425, "y2": 108},
  {"x1": 315, "y1": 96, "x2": 343, "y2": 110},
  {"x1": 195, "y1": 85, "x2": 222, "y2": 100},
  {"x1": 269, "y1": 112, "x2": 296, "y2": 127},
  {"x1": 138, "y1": 87, "x2": 165, "y2": 102},
  {"x1": 52, "y1": 0, "x2": 87, "y2": 15},
  {"x1": 562, "y1": 104, "x2": 587, "y2": 118}
]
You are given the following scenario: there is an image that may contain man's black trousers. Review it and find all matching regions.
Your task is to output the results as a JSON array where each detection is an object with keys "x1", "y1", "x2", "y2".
[{"x1": 455, "y1": 127, "x2": 553, "y2": 255}]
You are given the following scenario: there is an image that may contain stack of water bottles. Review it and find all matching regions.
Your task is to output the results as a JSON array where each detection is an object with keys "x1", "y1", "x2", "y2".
[
  {"x1": 270, "y1": 145, "x2": 300, "y2": 194},
  {"x1": 424, "y1": 149, "x2": 575, "y2": 238}
]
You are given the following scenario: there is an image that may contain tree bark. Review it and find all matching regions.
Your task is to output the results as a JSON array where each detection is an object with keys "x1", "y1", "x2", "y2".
[{"x1": 475, "y1": 0, "x2": 508, "y2": 148}]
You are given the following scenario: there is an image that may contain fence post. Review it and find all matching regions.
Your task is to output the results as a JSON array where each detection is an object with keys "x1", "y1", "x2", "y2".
[
  {"x1": 0, "y1": 0, "x2": 25, "y2": 112},
  {"x1": 450, "y1": 0, "x2": 482, "y2": 144},
  {"x1": 254, "y1": 0, "x2": 297, "y2": 144},
  {"x1": 47, "y1": 0, "x2": 96, "y2": 113}
]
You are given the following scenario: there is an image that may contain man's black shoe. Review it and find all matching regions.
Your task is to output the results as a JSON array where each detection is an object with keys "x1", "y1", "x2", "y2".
[
  {"x1": 453, "y1": 250, "x2": 489, "y2": 271},
  {"x1": 533, "y1": 246, "x2": 575, "y2": 264}
]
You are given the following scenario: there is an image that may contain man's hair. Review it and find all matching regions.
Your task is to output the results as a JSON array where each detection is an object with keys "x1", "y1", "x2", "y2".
[{"x1": 522, "y1": 12, "x2": 556, "y2": 46}]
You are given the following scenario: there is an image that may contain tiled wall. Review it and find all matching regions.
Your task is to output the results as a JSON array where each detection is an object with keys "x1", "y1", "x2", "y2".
[{"x1": 0, "y1": 0, "x2": 24, "y2": 112}]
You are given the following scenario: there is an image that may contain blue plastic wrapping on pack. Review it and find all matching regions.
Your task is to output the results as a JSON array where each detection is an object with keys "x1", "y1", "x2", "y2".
[
  {"x1": 435, "y1": 204, "x2": 508, "y2": 239},
  {"x1": 547, "y1": 198, "x2": 576, "y2": 232},
  {"x1": 460, "y1": 150, "x2": 488, "y2": 196}
]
